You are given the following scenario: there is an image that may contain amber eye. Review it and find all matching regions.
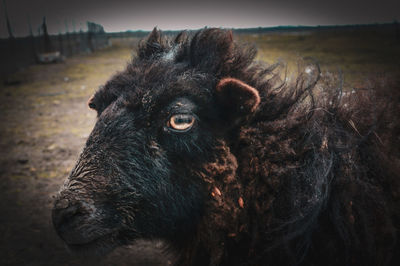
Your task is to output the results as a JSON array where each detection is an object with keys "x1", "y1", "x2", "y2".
[{"x1": 168, "y1": 114, "x2": 195, "y2": 131}]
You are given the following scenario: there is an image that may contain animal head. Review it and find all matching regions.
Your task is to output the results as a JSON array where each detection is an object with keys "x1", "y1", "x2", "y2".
[{"x1": 52, "y1": 28, "x2": 264, "y2": 254}]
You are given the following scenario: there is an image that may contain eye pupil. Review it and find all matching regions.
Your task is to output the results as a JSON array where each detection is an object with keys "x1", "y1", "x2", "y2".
[
  {"x1": 175, "y1": 117, "x2": 192, "y2": 124},
  {"x1": 169, "y1": 114, "x2": 195, "y2": 131}
]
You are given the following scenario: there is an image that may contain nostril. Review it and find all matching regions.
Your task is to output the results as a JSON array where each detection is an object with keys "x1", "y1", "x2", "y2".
[
  {"x1": 55, "y1": 198, "x2": 70, "y2": 210},
  {"x1": 52, "y1": 199, "x2": 82, "y2": 230}
]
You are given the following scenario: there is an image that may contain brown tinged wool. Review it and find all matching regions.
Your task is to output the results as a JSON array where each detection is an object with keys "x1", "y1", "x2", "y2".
[
  {"x1": 238, "y1": 197, "x2": 244, "y2": 208},
  {"x1": 183, "y1": 142, "x2": 245, "y2": 266},
  {"x1": 213, "y1": 187, "x2": 222, "y2": 197},
  {"x1": 173, "y1": 30, "x2": 400, "y2": 265}
]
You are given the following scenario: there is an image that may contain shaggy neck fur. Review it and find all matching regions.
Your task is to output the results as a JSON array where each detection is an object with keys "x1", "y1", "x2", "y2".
[{"x1": 145, "y1": 29, "x2": 400, "y2": 266}]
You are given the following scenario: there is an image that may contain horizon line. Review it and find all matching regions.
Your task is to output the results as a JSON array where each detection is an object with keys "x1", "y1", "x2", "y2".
[{"x1": 1, "y1": 21, "x2": 398, "y2": 39}]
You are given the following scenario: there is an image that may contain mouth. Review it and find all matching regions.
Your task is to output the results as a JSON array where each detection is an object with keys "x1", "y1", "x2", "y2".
[{"x1": 66, "y1": 232, "x2": 119, "y2": 255}]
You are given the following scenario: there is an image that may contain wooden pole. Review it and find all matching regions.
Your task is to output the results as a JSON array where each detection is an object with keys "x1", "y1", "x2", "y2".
[
  {"x1": 42, "y1": 16, "x2": 52, "y2": 52},
  {"x1": 27, "y1": 14, "x2": 37, "y2": 62},
  {"x1": 27, "y1": 14, "x2": 33, "y2": 36},
  {"x1": 3, "y1": 0, "x2": 14, "y2": 38}
]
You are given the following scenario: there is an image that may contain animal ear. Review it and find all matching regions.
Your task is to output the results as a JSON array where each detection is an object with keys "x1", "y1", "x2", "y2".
[
  {"x1": 138, "y1": 27, "x2": 169, "y2": 59},
  {"x1": 216, "y1": 78, "x2": 260, "y2": 125},
  {"x1": 87, "y1": 94, "x2": 96, "y2": 110}
]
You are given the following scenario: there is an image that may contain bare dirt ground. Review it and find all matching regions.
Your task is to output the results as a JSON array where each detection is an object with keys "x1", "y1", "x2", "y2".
[{"x1": 0, "y1": 47, "x2": 172, "y2": 266}]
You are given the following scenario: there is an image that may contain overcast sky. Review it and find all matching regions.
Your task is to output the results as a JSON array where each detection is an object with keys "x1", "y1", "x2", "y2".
[{"x1": 1, "y1": 0, "x2": 399, "y2": 37}]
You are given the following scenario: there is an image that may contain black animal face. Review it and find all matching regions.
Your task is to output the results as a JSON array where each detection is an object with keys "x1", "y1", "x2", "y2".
[{"x1": 52, "y1": 28, "x2": 260, "y2": 254}]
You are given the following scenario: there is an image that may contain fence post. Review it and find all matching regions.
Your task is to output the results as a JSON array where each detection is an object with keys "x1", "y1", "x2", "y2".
[
  {"x1": 65, "y1": 20, "x2": 72, "y2": 56},
  {"x1": 42, "y1": 16, "x2": 52, "y2": 53},
  {"x1": 27, "y1": 14, "x2": 37, "y2": 63},
  {"x1": 58, "y1": 32, "x2": 64, "y2": 56},
  {"x1": 3, "y1": 0, "x2": 14, "y2": 39}
]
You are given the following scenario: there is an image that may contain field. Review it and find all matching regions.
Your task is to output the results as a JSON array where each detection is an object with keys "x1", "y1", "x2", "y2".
[
  {"x1": 0, "y1": 27, "x2": 399, "y2": 265},
  {"x1": 238, "y1": 28, "x2": 400, "y2": 87}
]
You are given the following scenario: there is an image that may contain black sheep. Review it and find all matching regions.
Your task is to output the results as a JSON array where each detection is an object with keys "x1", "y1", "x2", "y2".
[{"x1": 52, "y1": 28, "x2": 400, "y2": 265}]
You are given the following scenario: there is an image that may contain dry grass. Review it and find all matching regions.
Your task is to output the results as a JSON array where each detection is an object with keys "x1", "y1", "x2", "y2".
[{"x1": 237, "y1": 29, "x2": 400, "y2": 88}]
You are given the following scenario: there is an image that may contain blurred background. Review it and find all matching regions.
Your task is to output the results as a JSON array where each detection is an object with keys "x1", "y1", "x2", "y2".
[{"x1": 0, "y1": 0, "x2": 399, "y2": 265}]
